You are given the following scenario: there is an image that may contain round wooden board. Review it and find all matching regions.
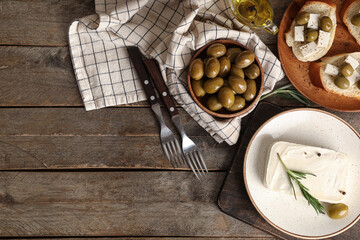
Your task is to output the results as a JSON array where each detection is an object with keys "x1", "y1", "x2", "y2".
[{"x1": 278, "y1": 0, "x2": 360, "y2": 112}]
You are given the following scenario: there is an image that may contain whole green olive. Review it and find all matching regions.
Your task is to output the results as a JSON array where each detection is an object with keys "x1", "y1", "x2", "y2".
[
  {"x1": 228, "y1": 76, "x2": 247, "y2": 94},
  {"x1": 218, "y1": 87, "x2": 235, "y2": 108},
  {"x1": 207, "y1": 95, "x2": 223, "y2": 111},
  {"x1": 235, "y1": 50, "x2": 255, "y2": 68},
  {"x1": 334, "y1": 76, "x2": 350, "y2": 89},
  {"x1": 295, "y1": 11, "x2": 310, "y2": 25},
  {"x1": 226, "y1": 47, "x2": 242, "y2": 63},
  {"x1": 206, "y1": 43, "x2": 226, "y2": 58},
  {"x1": 340, "y1": 63, "x2": 354, "y2": 77},
  {"x1": 351, "y1": 13, "x2": 360, "y2": 26},
  {"x1": 218, "y1": 56, "x2": 231, "y2": 78},
  {"x1": 243, "y1": 79, "x2": 257, "y2": 101},
  {"x1": 328, "y1": 203, "x2": 349, "y2": 219},
  {"x1": 189, "y1": 58, "x2": 204, "y2": 80},
  {"x1": 223, "y1": 80, "x2": 237, "y2": 94},
  {"x1": 205, "y1": 57, "x2": 220, "y2": 78},
  {"x1": 204, "y1": 77, "x2": 224, "y2": 94},
  {"x1": 230, "y1": 65, "x2": 245, "y2": 78},
  {"x1": 305, "y1": 29, "x2": 319, "y2": 42},
  {"x1": 226, "y1": 95, "x2": 246, "y2": 112},
  {"x1": 244, "y1": 63, "x2": 260, "y2": 79},
  {"x1": 191, "y1": 79, "x2": 206, "y2": 97},
  {"x1": 320, "y1": 16, "x2": 332, "y2": 32}
]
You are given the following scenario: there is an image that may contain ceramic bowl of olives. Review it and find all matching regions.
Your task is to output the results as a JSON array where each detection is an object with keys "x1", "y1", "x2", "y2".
[{"x1": 187, "y1": 39, "x2": 264, "y2": 118}]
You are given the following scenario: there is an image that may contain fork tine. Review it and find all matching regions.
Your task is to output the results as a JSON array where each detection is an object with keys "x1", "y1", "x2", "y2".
[
  {"x1": 192, "y1": 151, "x2": 205, "y2": 177},
  {"x1": 196, "y1": 150, "x2": 208, "y2": 173},
  {"x1": 166, "y1": 142, "x2": 179, "y2": 167},
  {"x1": 170, "y1": 140, "x2": 181, "y2": 166},
  {"x1": 162, "y1": 143, "x2": 175, "y2": 168},
  {"x1": 174, "y1": 140, "x2": 185, "y2": 165},
  {"x1": 185, "y1": 154, "x2": 200, "y2": 180},
  {"x1": 192, "y1": 151, "x2": 205, "y2": 176}
]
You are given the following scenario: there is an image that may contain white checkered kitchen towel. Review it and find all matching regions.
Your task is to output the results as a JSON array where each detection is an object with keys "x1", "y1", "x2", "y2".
[{"x1": 69, "y1": 0, "x2": 285, "y2": 145}]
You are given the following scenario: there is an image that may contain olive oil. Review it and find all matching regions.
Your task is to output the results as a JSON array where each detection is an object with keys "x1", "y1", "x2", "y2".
[{"x1": 230, "y1": 0, "x2": 278, "y2": 34}]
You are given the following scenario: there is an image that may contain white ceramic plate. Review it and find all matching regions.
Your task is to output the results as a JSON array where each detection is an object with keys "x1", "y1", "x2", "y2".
[{"x1": 244, "y1": 109, "x2": 360, "y2": 239}]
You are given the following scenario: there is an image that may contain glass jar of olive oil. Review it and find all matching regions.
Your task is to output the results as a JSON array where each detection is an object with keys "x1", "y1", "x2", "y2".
[{"x1": 229, "y1": 0, "x2": 278, "y2": 34}]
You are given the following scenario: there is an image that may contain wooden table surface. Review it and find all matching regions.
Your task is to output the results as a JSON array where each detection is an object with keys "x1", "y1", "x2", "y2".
[{"x1": 0, "y1": 0, "x2": 359, "y2": 239}]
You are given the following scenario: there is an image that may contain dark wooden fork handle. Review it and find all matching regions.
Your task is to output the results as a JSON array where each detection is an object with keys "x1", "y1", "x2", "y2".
[
  {"x1": 127, "y1": 47, "x2": 159, "y2": 106},
  {"x1": 143, "y1": 59, "x2": 179, "y2": 117}
]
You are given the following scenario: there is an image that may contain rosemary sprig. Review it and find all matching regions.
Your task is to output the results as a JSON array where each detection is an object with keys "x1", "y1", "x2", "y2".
[
  {"x1": 260, "y1": 83, "x2": 313, "y2": 107},
  {"x1": 277, "y1": 153, "x2": 325, "y2": 215}
]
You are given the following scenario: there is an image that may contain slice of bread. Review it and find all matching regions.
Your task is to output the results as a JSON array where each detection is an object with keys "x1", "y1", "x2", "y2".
[
  {"x1": 285, "y1": 0, "x2": 336, "y2": 62},
  {"x1": 309, "y1": 52, "x2": 360, "y2": 100},
  {"x1": 341, "y1": 0, "x2": 360, "y2": 46}
]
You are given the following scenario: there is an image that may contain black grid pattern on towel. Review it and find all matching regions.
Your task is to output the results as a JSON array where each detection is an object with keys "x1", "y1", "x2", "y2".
[{"x1": 68, "y1": 0, "x2": 285, "y2": 145}]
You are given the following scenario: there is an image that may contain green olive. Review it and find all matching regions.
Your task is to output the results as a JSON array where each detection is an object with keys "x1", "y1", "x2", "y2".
[
  {"x1": 334, "y1": 76, "x2": 350, "y2": 89},
  {"x1": 351, "y1": 13, "x2": 360, "y2": 26},
  {"x1": 320, "y1": 16, "x2": 332, "y2": 32},
  {"x1": 243, "y1": 79, "x2": 257, "y2": 101},
  {"x1": 328, "y1": 203, "x2": 349, "y2": 219},
  {"x1": 295, "y1": 11, "x2": 310, "y2": 25},
  {"x1": 191, "y1": 79, "x2": 206, "y2": 97},
  {"x1": 204, "y1": 77, "x2": 224, "y2": 94},
  {"x1": 226, "y1": 95, "x2": 246, "y2": 112},
  {"x1": 207, "y1": 95, "x2": 223, "y2": 111},
  {"x1": 305, "y1": 29, "x2": 319, "y2": 42},
  {"x1": 235, "y1": 50, "x2": 255, "y2": 68},
  {"x1": 228, "y1": 76, "x2": 247, "y2": 94},
  {"x1": 218, "y1": 87, "x2": 235, "y2": 108},
  {"x1": 229, "y1": 65, "x2": 245, "y2": 78},
  {"x1": 244, "y1": 63, "x2": 260, "y2": 79},
  {"x1": 205, "y1": 57, "x2": 220, "y2": 78},
  {"x1": 340, "y1": 63, "x2": 354, "y2": 77},
  {"x1": 223, "y1": 80, "x2": 237, "y2": 94},
  {"x1": 218, "y1": 56, "x2": 231, "y2": 78},
  {"x1": 206, "y1": 43, "x2": 226, "y2": 58},
  {"x1": 226, "y1": 47, "x2": 242, "y2": 62},
  {"x1": 189, "y1": 58, "x2": 204, "y2": 80}
]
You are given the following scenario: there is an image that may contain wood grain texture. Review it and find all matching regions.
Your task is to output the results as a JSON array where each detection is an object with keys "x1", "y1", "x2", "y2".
[
  {"x1": 0, "y1": 0, "x2": 287, "y2": 47},
  {"x1": 0, "y1": 45, "x2": 282, "y2": 107},
  {"x1": 0, "y1": 171, "x2": 272, "y2": 238}
]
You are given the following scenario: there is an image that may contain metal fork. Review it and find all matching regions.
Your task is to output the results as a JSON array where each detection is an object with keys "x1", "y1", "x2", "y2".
[
  {"x1": 143, "y1": 59, "x2": 208, "y2": 179},
  {"x1": 127, "y1": 47, "x2": 183, "y2": 167}
]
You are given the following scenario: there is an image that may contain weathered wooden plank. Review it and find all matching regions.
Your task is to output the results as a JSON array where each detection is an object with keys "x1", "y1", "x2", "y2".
[
  {"x1": 0, "y1": 172, "x2": 272, "y2": 238},
  {"x1": 0, "y1": 135, "x2": 235, "y2": 170},
  {"x1": 0, "y1": 44, "x2": 285, "y2": 107},
  {"x1": 0, "y1": 0, "x2": 289, "y2": 47}
]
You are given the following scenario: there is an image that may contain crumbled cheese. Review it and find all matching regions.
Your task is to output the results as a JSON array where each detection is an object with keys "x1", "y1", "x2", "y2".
[
  {"x1": 317, "y1": 30, "x2": 330, "y2": 48},
  {"x1": 346, "y1": 70, "x2": 360, "y2": 86},
  {"x1": 300, "y1": 41, "x2": 318, "y2": 58},
  {"x1": 324, "y1": 64, "x2": 339, "y2": 76},
  {"x1": 345, "y1": 55, "x2": 359, "y2": 70},
  {"x1": 294, "y1": 26, "x2": 305, "y2": 42},
  {"x1": 307, "y1": 14, "x2": 320, "y2": 29}
]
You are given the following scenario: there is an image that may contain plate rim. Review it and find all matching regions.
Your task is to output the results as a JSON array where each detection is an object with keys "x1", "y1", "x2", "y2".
[{"x1": 243, "y1": 108, "x2": 360, "y2": 239}]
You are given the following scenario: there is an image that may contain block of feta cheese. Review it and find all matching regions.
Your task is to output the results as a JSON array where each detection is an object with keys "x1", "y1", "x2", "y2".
[
  {"x1": 300, "y1": 41, "x2": 318, "y2": 58},
  {"x1": 345, "y1": 55, "x2": 359, "y2": 70},
  {"x1": 264, "y1": 141, "x2": 349, "y2": 203},
  {"x1": 346, "y1": 70, "x2": 360, "y2": 86},
  {"x1": 324, "y1": 63, "x2": 339, "y2": 76},
  {"x1": 307, "y1": 14, "x2": 320, "y2": 29},
  {"x1": 294, "y1": 26, "x2": 305, "y2": 42},
  {"x1": 317, "y1": 30, "x2": 330, "y2": 48}
]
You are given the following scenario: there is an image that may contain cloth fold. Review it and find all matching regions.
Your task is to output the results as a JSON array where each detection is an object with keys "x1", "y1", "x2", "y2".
[{"x1": 69, "y1": 0, "x2": 285, "y2": 145}]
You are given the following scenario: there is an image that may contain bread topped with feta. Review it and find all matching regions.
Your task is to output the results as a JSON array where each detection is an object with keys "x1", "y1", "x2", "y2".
[
  {"x1": 285, "y1": 0, "x2": 337, "y2": 62},
  {"x1": 309, "y1": 52, "x2": 360, "y2": 100},
  {"x1": 341, "y1": 0, "x2": 360, "y2": 46}
]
